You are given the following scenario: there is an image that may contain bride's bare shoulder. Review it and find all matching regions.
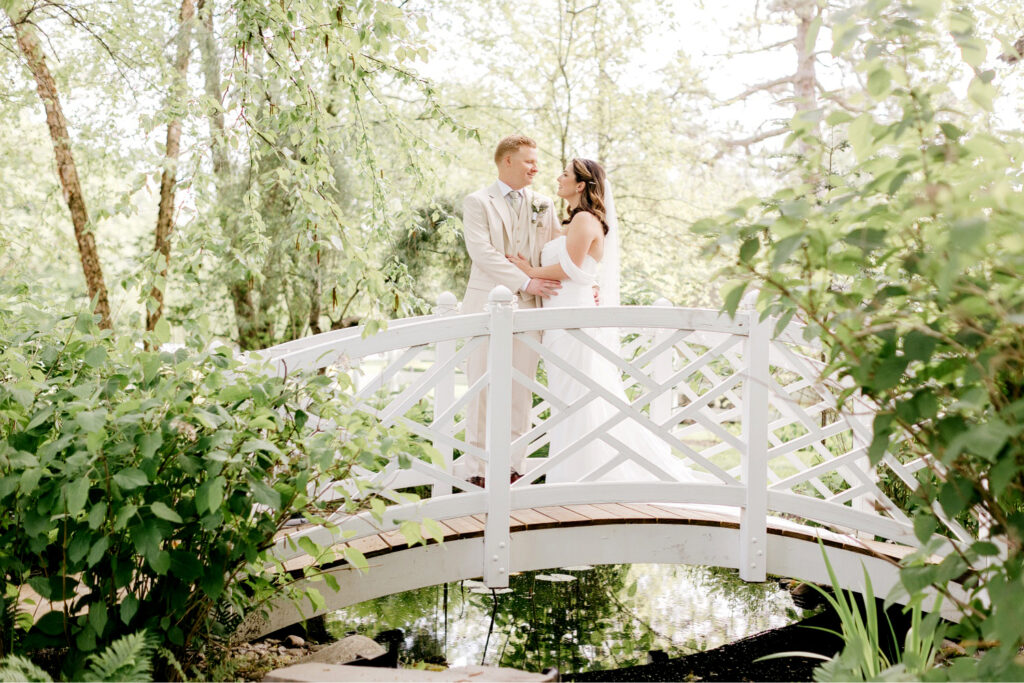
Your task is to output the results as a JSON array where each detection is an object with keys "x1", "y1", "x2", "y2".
[{"x1": 567, "y1": 210, "x2": 601, "y2": 233}]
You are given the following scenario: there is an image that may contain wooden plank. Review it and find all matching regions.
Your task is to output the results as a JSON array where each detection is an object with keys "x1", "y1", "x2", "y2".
[
  {"x1": 565, "y1": 504, "x2": 621, "y2": 521},
  {"x1": 648, "y1": 503, "x2": 738, "y2": 527},
  {"x1": 378, "y1": 529, "x2": 412, "y2": 551},
  {"x1": 511, "y1": 508, "x2": 558, "y2": 528},
  {"x1": 859, "y1": 538, "x2": 916, "y2": 560},
  {"x1": 620, "y1": 502, "x2": 690, "y2": 522},
  {"x1": 594, "y1": 502, "x2": 656, "y2": 521},
  {"x1": 348, "y1": 534, "x2": 391, "y2": 556},
  {"x1": 533, "y1": 506, "x2": 588, "y2": 523},
  {"x1": 443, "y1": 516, "x2": 485, "y2": 538}
]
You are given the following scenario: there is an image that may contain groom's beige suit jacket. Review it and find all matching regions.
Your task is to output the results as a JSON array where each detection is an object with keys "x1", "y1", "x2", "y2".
[
  {"x1": 459, "y1": 181, "x2": 559, "y2": 478},
  {"x1": 461, "y1": 181, "x2": 559, "y2": 314}
]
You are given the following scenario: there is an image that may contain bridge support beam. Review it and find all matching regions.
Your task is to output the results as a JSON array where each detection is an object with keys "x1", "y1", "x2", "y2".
[
  {"x1": 740, "y1": 307, "x2": 770, "y2": 581},
  {"x1": 483, "y1": 286, "x2": 514, "y2": 587}
]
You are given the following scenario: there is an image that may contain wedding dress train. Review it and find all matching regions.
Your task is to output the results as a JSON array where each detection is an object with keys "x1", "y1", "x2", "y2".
[{"x1": 540, "y1": 235, "x2": 706, "y2": 484}]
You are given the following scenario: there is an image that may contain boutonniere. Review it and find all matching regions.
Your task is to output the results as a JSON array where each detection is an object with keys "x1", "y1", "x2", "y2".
[{"x1": 530, "y1": 198, "x2": 549, "y2": 226}]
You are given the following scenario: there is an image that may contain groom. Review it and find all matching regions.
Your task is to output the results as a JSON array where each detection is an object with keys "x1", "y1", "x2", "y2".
[{"x1": 457, "y1": 134, "x2": 561, "y2": 486}]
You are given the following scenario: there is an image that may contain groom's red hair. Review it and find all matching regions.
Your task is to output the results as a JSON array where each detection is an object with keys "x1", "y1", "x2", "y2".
[{"x1": 494, "y1": 134, "x2": 536, "y2": 165}]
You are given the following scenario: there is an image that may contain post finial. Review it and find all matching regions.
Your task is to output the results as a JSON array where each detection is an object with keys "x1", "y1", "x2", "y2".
[
  {"x1": 434, "y1": 291, "x2": 459, "y2": 315},
  {"x1": 488, "y1": 285, "x2": 514, "y2": 303}
]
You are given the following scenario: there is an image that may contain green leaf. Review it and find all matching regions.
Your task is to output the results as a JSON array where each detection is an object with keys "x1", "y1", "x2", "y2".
[
  {"x1": 913, "y1": 514, "x2": 936, "y2": 543},
  {"x1": 957, "y1": 36, "x2": 987, "y2": 68},
  {"x1": 248, "y1": 477, "x2": 282, "y2": 510},
  {"x1": 153, "y1": 318, "x2": 171, "y2": 345},
  {"x1": 298, "y1": 536, "x2": 320, "y2": 558},
  {"x1": 150, "y1": 501, "x2": 183, "y2": 523},
  {"x1": 76, "y1": 410, "x2": 107, "y2": 433},
  {"x1": 88, "y1": 603, "x2": 108, "y2": 636},
  {"x1": 138, "y1": 432, "x2": 162, "y2": 460},
  {"x1": 964, "y1": 420, "x2": 1013, "y2": 461},
  {"x1": 903, "y1": 330, "x2": 937, "y2": 362},
  {"x1": 306, "y1": 587, "x2": 325, "y2": 612},
  {"x1": 422, "y1": 518, "x2": 445, "y2": 544},
  {"x1": 739, "y1": 238, "x2": 759, "y2": 264},
  {"x1": 771, "y1": 233, "x2": 805, "y2": 269},
  {"x1": 149, "y1": 549, "x2": 171, "y2": 575},
  {"x1": 872, "y1": 355, "x2": 908, "y2": 391},
  {"x1": 83, "y1": 346, "x2": 108, "y2": 367},
  {"x1": 197, "y1": 476, "x2": 225, "y2": 515},
  {"x1": 87, "y1": 502, "x2": 106, "y2": 530},
  {"x1": 901, "y1": 565, "x2": 938, "y2": 594},
  {"x1": 120, "y1": 595, "x2": 139, "y2": 625},
  {"x1": 201, "y1": 570, "x2": 225, "y2": 600},
  {"x1": 87, "y1": 537, "x2": 110, "y2": 567},
  {"x1": 937, "y1": 478, "x2": 975, "y2": 518},
  {"x1": 723, "y1": 282, "x2": 748, "y2": 317},
  {"x1": 968, "y1": 75, "x2": 994, "y2": 111},
  {"x1": 848, "y1": 114, "x2": 876, "y2": 161},
  {"x1": 972, "y1": 541, "x2": 999, "y2": 557},
  {"x1": 65, "y1": 477, "x2": 90, "y2": 516},
  {"x1": 867, "y1": 66, "x2": 892, "y2": 97},
  {"x1": 343, "y1": 546, "x2": 369, "y2": 572},
  {"x1": 113, "y1": 468, "x2": 148, "y2": 490}
]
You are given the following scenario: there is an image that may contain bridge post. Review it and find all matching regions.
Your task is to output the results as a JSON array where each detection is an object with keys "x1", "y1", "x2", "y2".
[
  {"x1": 740, "y1": 302, "x2": 770, "y2": 582},
  {"x1": 483, "y1": 286, "x2": 514, "y2": 587},
  {"x1": 651, "y1": 298, "x2": 673, "y2": 427},
  {"x1": 432, "y1": 292, "x2": 459, "y2": 497}
]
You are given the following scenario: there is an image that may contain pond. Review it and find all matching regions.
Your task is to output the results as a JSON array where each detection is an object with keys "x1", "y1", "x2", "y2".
[{"x1": 327, "y1": 563, "x2": 804, "y2": 676}]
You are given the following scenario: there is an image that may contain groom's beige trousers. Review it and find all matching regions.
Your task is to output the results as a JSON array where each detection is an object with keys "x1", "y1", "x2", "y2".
[
  {"x1": 456, "y1": 181, "x2": 558, "y2": 479},
  {"x1": 459, "y1": 291, "x2": 541, "y2": 478}
]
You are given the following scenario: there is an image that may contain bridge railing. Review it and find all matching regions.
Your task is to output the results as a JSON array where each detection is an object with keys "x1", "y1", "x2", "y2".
[{"x1": 257, "y1": 286, "x2": 974, "y2": 586}]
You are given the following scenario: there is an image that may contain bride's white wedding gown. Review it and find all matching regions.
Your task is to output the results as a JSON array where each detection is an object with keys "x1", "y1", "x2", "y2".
[{"x1": 540, "y1": 235, "x2": 706, "y2": 484}]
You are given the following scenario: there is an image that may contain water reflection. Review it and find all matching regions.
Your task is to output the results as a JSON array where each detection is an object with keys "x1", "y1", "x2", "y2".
[{"x1": 328, "y1": 564, "x2": 800, "y2": 675}]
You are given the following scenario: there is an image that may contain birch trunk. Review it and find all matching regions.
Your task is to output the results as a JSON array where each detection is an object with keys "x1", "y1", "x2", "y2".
[
  {"x1": 147, "y1": 0, "x2": 197, "y2": 333},
  {"x1": 8, "y1": 6, "x2": 112, "y2": 328}
]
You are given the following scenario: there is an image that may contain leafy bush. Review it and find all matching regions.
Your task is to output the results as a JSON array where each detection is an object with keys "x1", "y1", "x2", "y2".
[
  {"x1": 0, "y1": 304, "x2": 417, "y2": 678},
  {"x1": 0, "y1": 630, "x2": 156, "y2": 682},
  {"x1": 696, "y1": 1, "x2": 1024, "y2": 678}
]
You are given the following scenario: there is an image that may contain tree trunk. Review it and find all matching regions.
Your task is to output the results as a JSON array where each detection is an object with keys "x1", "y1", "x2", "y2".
[
  {"x1": 197, "y1": 0, "x2": 229, "y2": 178},
  {"x1": 147, "y1": 0, "x2": 197, "y2": 334},
  {"x1": 792, "y1": 1, "x2": 821, "y2": 154},
  {"x1": 8, "y1": 6, "x2": 112, "y2": 329}
]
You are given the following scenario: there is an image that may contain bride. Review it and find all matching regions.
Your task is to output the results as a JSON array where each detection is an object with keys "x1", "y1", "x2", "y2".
[{"x1": 509, "y1": 158, "x2": 705, "y2": 484}]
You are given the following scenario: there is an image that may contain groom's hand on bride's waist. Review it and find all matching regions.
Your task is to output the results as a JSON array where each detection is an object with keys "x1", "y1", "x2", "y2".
[{"x1": 525, "y1": 278, "x2": 561, "y2": 298}]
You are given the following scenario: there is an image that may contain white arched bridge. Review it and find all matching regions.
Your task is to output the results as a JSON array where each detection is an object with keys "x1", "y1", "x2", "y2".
[{"x1": 247, "y1": 288, "x2": 973, "y2": 637}]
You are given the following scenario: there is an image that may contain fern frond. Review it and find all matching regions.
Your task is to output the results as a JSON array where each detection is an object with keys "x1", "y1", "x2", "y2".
[
  {"x1": 156, "y1": 646, "x2": 186, "y2": 681},
  {"x1": 0, "y1": 655, "x2": 53, "y2": 683},
  {"x1": 82, "y1": 630, "x2": 156, "y2": 683}
]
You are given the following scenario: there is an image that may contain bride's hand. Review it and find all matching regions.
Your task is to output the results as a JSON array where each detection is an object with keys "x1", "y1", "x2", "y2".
[{"x1": 508, "y1": 253, "x2": 535, "y2": 276}]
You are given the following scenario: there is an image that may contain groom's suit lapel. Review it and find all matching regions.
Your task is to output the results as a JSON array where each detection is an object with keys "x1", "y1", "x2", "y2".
[{"x1": 486, "y1": 182, "x2": 514, "y2": 246}]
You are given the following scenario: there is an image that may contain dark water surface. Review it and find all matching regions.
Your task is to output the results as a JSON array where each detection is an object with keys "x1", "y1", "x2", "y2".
[{"x1": 328, "y1": 564, "x2": 802, "y2": 675}]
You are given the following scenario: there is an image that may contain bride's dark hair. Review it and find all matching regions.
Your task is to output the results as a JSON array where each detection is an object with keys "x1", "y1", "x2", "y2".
[{"x1": 563, "y1": 158, "x2": 609, "y2": 235}]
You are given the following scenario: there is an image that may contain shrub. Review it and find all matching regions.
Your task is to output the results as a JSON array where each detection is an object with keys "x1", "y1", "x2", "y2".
[{"x1": 0, "y1": 305, "x2": 418, "y2": 678}]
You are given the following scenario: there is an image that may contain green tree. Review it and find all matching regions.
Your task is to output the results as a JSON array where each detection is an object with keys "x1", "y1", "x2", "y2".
[{"x1": 697, "y1": 1, "x2": 1024, "y2": 678}]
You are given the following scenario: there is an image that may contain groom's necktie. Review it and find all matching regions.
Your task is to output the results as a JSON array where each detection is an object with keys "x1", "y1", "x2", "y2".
[{"x1": 507, "y1": 189, "x2": 522, "y2": 214}]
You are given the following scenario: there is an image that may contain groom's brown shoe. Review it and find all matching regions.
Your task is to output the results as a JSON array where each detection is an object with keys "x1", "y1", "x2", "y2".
[
  {"x1": 510, "y1": 470, "x2": 523, "y2": 484},
  {"x1": 468, "y1": 475, "x2": 486, "y2": 489}
]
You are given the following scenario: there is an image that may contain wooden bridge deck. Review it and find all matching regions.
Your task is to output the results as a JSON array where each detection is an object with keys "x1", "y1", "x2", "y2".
[{"x1": 280, "y1": 503, "x2": 916, "y2": 574}]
